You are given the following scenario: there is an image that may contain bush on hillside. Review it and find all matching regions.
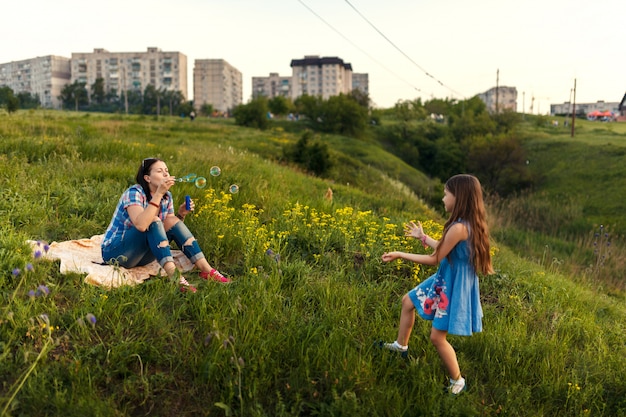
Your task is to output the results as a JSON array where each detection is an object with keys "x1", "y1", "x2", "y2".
[
  {"x1": 233, "y1": 97, "x2": 270, "y2": 130},
  {"x1": 283, "y1": 130, "x2": 333, "y2": 176}
]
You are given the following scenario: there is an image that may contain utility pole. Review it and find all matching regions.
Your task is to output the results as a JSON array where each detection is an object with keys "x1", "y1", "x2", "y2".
[
  {"x1": 122, "y1": 66, "x2": 129, "y2": 115},
  {"x1": 495, "y1": 69, "x2": 499, "y2": 114},
  {"x1": 571, "y1": 78, "x2": 576, "y2": 138}
]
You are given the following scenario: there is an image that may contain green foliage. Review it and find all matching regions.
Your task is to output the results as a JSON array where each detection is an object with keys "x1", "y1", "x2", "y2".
[
  {"x1": 294, "y1": 94, "x2": 369, "y2": 137},
  {"x1": 0, "y1": 86, "x2": 20, "y2": 113},
  {"x1": 233, "y1": 97, "x2": 270, "y2": 130},
  {"x1": 59, "y1": 81, "x2": 89, "y2": 111},
  {"x1": 268, "y1": 95, "x2": 293, "y2": 116},
  {"x1": 16, "y1": 92, "x2": 40, "y2": 109},
  {"x1": 448, "y1": 96, "x2": 496, "y2": 141},
  {"x1": 467, "y1": 135, "x2": 533, "y2": 196},
  {"x1": 0, "y1": 111, "x2": 625, "y2": 416},
  {"x1": 374, "y1": 97, "x2": 532, "y2": 194},
  {"x1": 283, "y1": 130, "x2": 333, "y2": 176},
  {"x1": 199, "y1": 103, "x2": 214, "y2": 117}
]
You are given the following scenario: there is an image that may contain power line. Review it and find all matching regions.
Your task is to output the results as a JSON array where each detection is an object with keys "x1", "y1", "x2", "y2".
[
  {"x1": 343, "y1": 0, "x2": 465, "y2": 99},
  {"x1": 297, "y1": 0, "x2": 422, "y2": 97}
]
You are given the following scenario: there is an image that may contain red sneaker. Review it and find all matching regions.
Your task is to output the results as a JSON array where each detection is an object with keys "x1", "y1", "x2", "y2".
[
  {"x1": 179, "y1": 276, "x2": 197, "y2": 293},
  {"x1": 200, "y1": 269, "x2": 231, "y2": 283}
]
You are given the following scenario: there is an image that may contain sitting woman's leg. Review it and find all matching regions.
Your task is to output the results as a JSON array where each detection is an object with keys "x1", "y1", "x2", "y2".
[
  {"x1": 166, "y1": 221, "x2": 230, "y2": 282},
  {"x1": 102, "y1": 227, "x2": 152, "y2": 268}
]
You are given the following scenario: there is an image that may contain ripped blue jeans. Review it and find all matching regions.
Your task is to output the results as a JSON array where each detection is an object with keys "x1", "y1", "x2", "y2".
[{"x1": 102, "y1": 221, "x2": 205, "y2": 269}]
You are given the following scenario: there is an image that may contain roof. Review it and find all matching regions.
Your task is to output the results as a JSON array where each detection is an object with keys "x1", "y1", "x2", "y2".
[{"x1": 290, "y1": 56, "x2": 352, "y2": 70}]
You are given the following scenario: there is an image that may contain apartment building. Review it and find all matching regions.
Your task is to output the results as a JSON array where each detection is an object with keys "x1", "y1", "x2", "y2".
[
  {"x1": 290, "y1": 56, "x2": 353, "y2": 100},
  {"x1": 477, "y1": 86, "x2": 517, "y2": 113},
  {"x1": 0, "y1": 55, "x2": 70, "y2": 109},
  {"x1": 352, "y1": 73, "x2": 369, "y2": 95},
  {"x1": 70, "y1": 47, "x2": 187, "y2": 99},
  {"x1": 550, "y1": 100, "x2": 619, "y2": 116},
  {"x1": 193, "y1": 59, "x2": 242, "y2": 113},
  {"x1": 251, "y1": 72, "x2": 292, "y2": 99}
]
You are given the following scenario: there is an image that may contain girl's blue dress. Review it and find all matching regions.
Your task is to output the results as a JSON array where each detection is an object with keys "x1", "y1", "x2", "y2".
[{"x1": 407, "y1": 221, "x2": 483, "y2": 336}]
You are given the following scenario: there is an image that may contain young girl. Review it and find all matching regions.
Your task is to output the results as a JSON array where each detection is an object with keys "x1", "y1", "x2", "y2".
[
  {"x1": 101, "y1": 157, "x2": 230, "y2": 292},
  {"x1": 381, "y1": 174, "x2": 493, "y2": 395}
]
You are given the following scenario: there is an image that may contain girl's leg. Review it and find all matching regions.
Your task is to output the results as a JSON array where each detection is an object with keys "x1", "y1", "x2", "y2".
[
  {"x1": 383, "y1": 293, "x2": 415, "y2": 353},
  {"x1": 396, "y1": 293, "x2": 416, "y2": 346},
  {"x1": 430, "y1": 327, "x2": 461, "y2": 380}
]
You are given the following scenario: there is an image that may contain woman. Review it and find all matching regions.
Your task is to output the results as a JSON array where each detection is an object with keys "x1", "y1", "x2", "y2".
[{"x1": 101, "y1": 157, "x2": 230, "y2": 291}]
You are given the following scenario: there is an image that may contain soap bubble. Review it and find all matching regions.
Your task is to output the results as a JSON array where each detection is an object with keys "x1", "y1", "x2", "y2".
[
  {"x1": 195, "y1": 177, "x2": 207, "y2": 188},
  {"x1": 210, "y1": 166, "x2": 221, "y2": 176},
  {"x1": 176, "y1": 173, "x2": 197, "y2": 183},
  {"x1": 229, "y1": 184, "x2": 239, "y2": 194}
]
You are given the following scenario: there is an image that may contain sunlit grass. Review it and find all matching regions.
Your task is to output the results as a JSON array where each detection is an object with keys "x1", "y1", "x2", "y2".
[{"x1": 0, "y1": 110, "x2": 625, "y2": 416}]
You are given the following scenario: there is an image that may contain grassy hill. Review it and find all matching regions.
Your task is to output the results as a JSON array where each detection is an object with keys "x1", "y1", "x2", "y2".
[{"x1": 0, "y1": 110, "x2": 625, "y2": 416}]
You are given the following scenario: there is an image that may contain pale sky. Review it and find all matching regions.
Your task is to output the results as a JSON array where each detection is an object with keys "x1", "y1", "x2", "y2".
[{"x1": 2, "y1": 0, "x2": 624, "y2": 112}]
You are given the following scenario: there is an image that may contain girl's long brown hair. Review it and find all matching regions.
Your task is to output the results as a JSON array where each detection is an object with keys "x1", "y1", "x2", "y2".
[{"x1": 438, "y1": 174, "x2": 494, "y2": 275}]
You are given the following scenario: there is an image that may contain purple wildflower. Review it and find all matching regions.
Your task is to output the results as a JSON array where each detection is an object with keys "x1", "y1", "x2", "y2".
[
  {"x1": 37, "y1": 285, "x2": 50, "y2": 296},
  {"x1": 26, "y1": 263, "x2": 34, "y2": 271},
  {"x1": 12, "y1": 268, "x2": 20, "y2": 276},
  {"x1": 85, "y1": 313, "x2": 97, "y2": 325},
  {"x1": 34, "y1": 250, "x2": 42, "y2": 259}
]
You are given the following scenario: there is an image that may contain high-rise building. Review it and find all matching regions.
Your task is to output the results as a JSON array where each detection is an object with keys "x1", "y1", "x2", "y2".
[
  {"x1": 251, "y1": 72, "x2": 292, "y2": 99},
  {"x1": 0, "y1": 55, "x2": 70, "y2": 109},
  {"x1": 352, "y1": 73, "x2": 369, "y2": 95},
  {"x1": 290, "y1": 55, "x2": 353, "y2": 100},
  {"x1": 193, "y1": 59, "x2": 242, "y2": 113},
  {"x1": 477, "y1": 86, "x2": 517, "y2": 113},
  {"x1": 70, "y1": 47, "x2": 187, "y2": 99}
]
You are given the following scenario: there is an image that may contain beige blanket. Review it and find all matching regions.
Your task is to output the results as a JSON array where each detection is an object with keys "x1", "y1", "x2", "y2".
[{"x1": 29, "y1": 235, "x2": 194, "y2": 289}]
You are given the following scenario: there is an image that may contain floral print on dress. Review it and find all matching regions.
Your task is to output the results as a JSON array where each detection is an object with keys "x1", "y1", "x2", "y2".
[{"x1": 426, "y1": 281, "x2": 449, "y2": 318}]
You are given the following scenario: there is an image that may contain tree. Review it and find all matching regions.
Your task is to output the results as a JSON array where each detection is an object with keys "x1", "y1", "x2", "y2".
[
  {"x1": 283, "y1": 130, "x2": 333, "y2": 176},
  {"x1": 143, "y1": 84, "x2": 160, "y2": 115},
  {"x1": 424, "y1": 97, "x2": 455, "y2": 117},
  {"x1": 268, "y1": 95, "x2": 292, "y2": 116},
  {"x1": 233, "y1": 97, "x2": 270, "y2": 130},
  {"x1": 447, "y1": 96, "x2": 496, "y2": 141},
  {"x1": 59, "y1": 81, "x2": 88, "y2": 111},
  {"x1": 294, "y1": 94, "x2": 321, "y2": 121},
  {"x1": 91, "y1": 78, "x2": 106, "y2": 105},
  {"x1": 348, "y1": 89, "x2": 370, "y2": 109},
  {"x1": 199, "y1": 103, "x2": 214, "y2": 117},
  {"x1": 162, "y1": 90, "x2": 185, "y2": 116},
  {"x1": 0, "y1": 86, "x2": 19, "y2": 113},
  {"x1": 467, "y1": 135, "x2": 534, "y2": 196},
  {"x1": 16, "y1": 92, "x2": 40, "y2": 109},
  {"x1": 319, "y1": 94, "x2": 368, "y2": 137}
]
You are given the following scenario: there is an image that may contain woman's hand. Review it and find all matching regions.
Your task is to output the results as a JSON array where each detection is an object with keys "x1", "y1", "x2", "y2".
[
  {"x1": 404, "y1": 221, "x2": 424, "y2": 239},
  {"x1": 155, "y1": 176, "x2": 176, "y2": 197},
  {"x1": 177, "y1": 197, "x2": 195, "y2": 219}
]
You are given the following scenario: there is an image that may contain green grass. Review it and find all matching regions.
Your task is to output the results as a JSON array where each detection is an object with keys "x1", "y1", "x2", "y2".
[
  {"x1": 0, "y1": 110, "x2": 625, "y2": 416},
  {"x1": 487, "y1": 116, "x2": 626, "y2": 290}
]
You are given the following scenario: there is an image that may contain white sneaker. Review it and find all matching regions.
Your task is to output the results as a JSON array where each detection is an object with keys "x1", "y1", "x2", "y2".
[
  {"x1": 448, "y1": 377, "x2": 466, "y2": 395},
  {"x1": 382, "y1": 341, "x2": 408, "y2": 353}
]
